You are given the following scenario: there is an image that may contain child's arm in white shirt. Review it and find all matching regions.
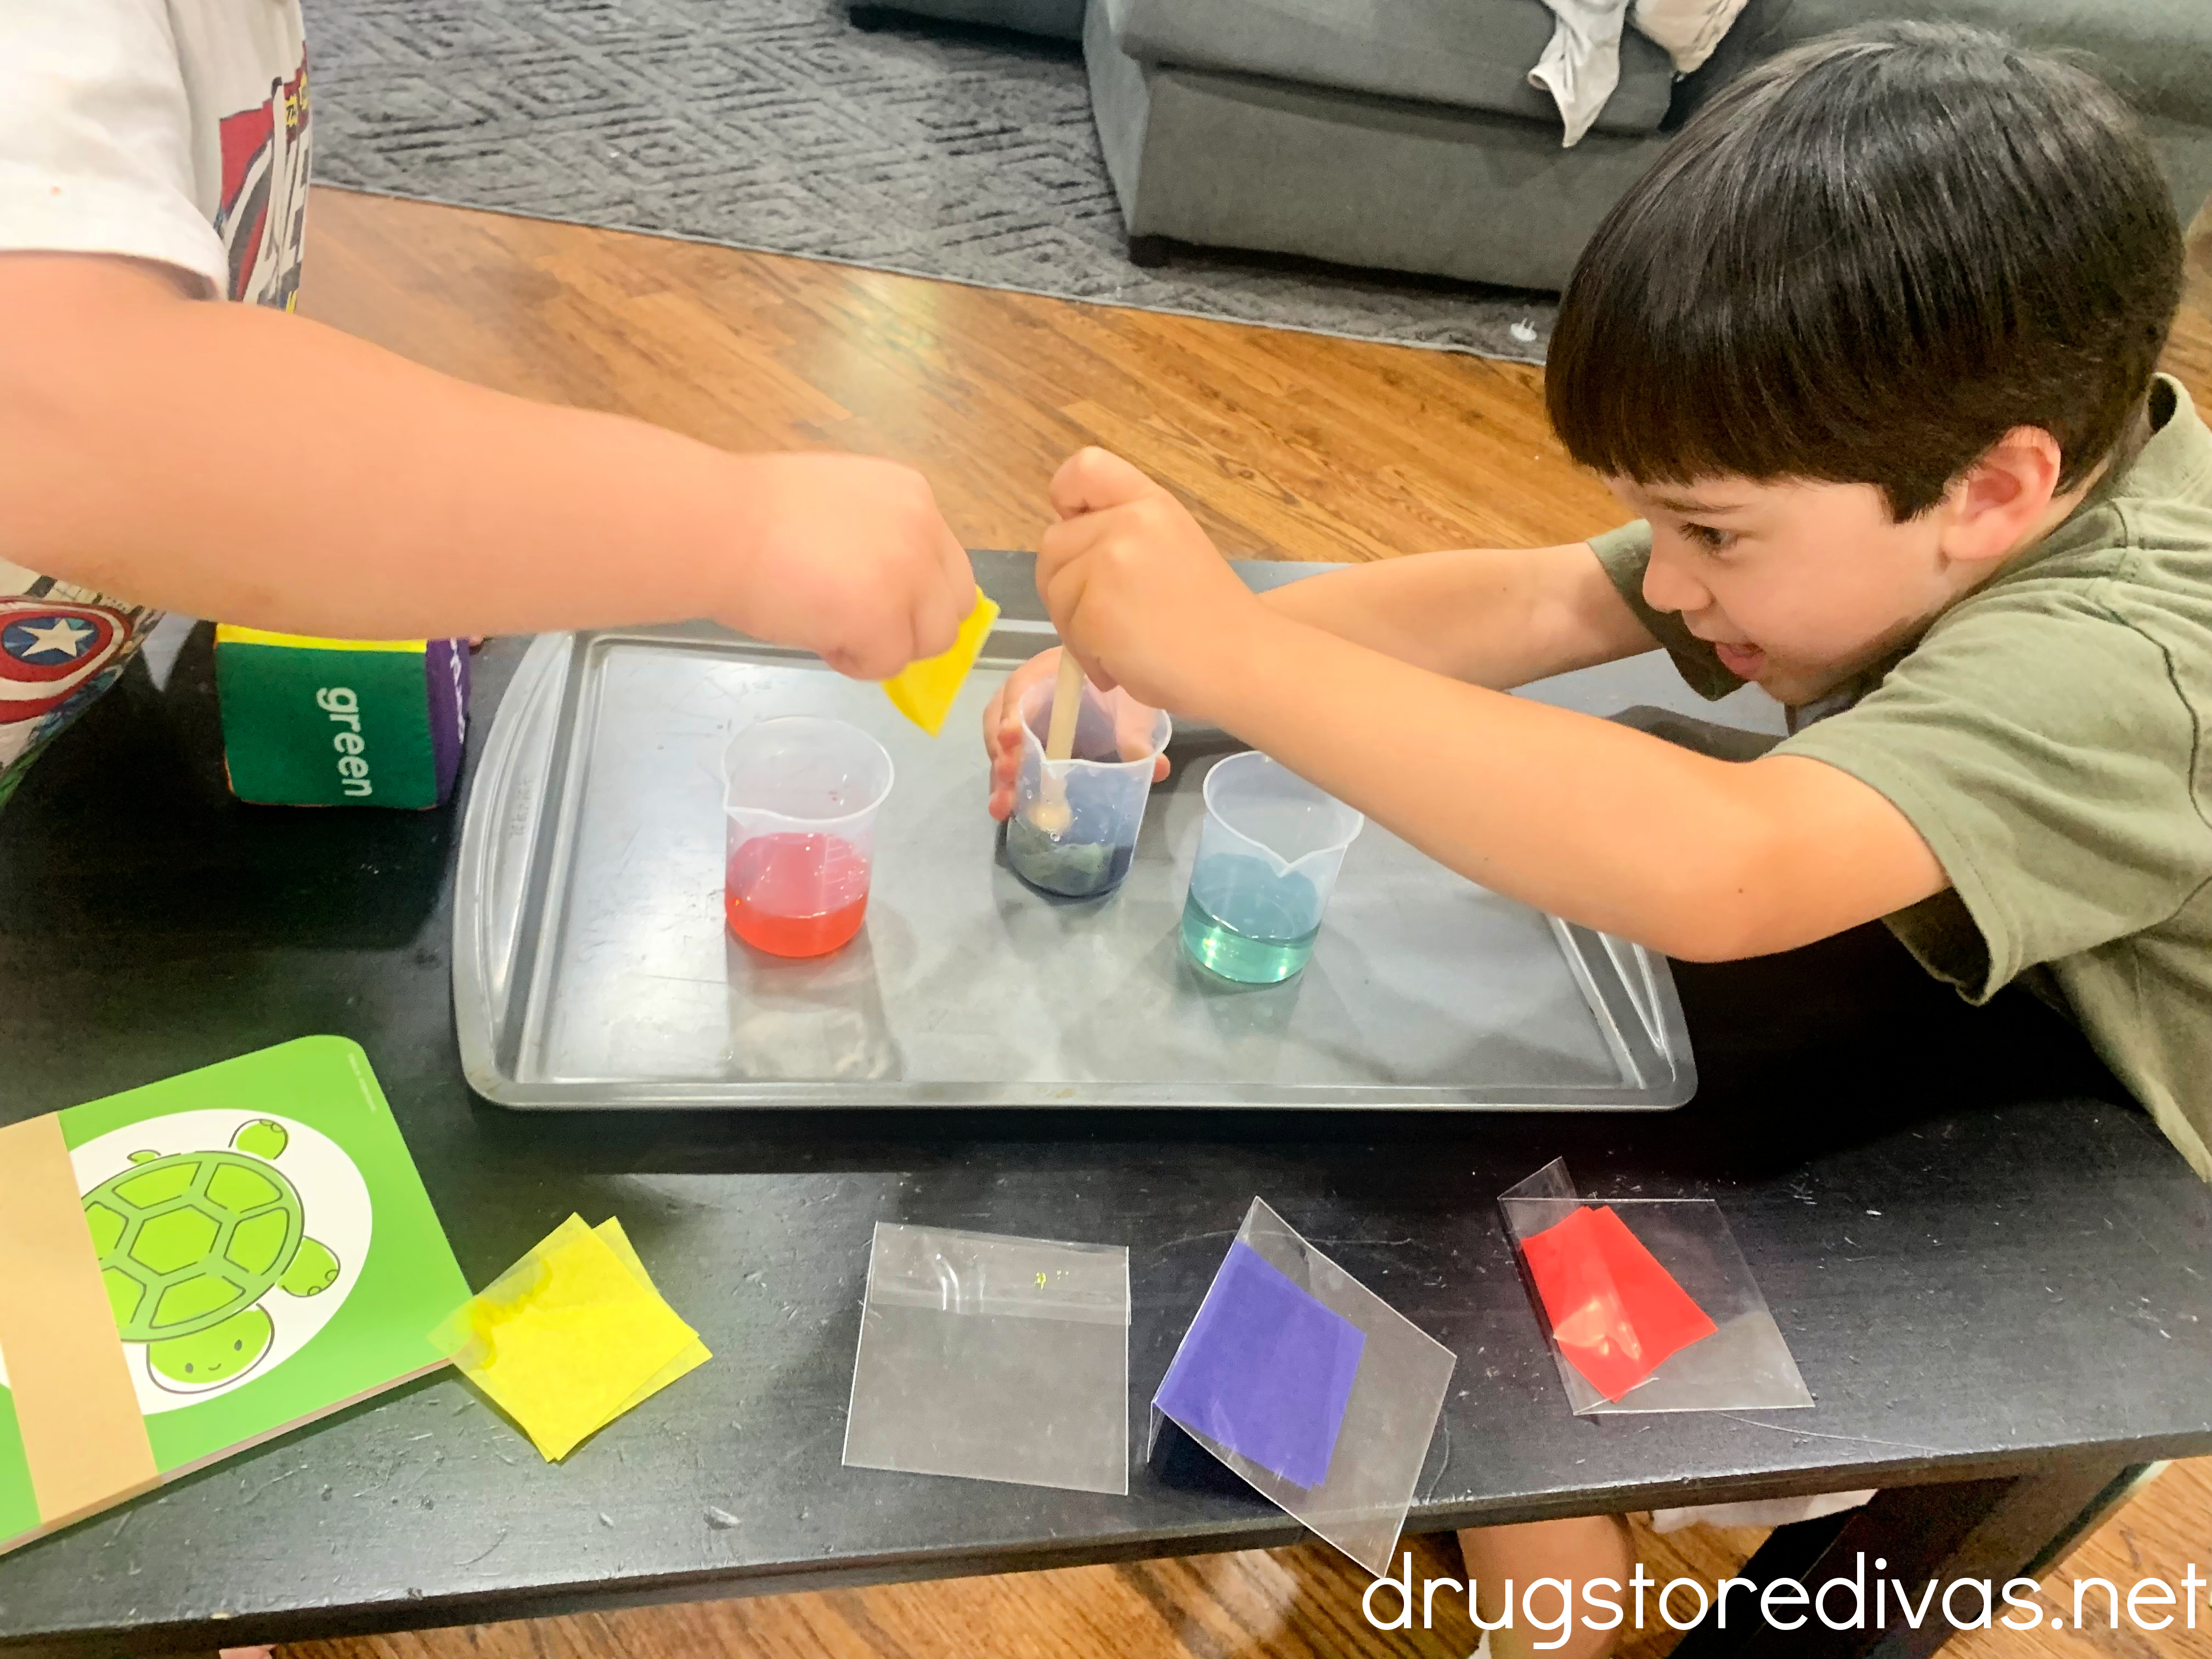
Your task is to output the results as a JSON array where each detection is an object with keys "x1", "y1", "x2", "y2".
[{"x1": 0, "y1": 252, "x2": 973, "y2": 678}]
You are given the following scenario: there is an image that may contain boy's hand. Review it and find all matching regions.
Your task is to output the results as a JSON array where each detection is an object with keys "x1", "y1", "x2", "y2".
[
  {"x1": 723, "y1": 454, "x2": 974, "y2": 681},
  {"x1": 979, "y1": 647, "x2": 1172, "y2": 821},
  {"x1": 1035, "y1": 448, "x2": 1274, "y2": 715}
]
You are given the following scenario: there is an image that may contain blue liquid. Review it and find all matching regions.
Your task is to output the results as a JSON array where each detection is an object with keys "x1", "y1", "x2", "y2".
[
  {"x1": 1007, "y1": 813, "x2": 1137, "y2": 898},
  {"x1": 1181, "y1": 855, "x2": 1323, "y2": 984}
]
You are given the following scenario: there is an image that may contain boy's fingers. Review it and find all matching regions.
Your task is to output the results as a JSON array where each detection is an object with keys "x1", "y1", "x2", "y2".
[
  {"x1": 939, "y1": 526, "x2": 975, "y2": 601},
  {"x1": 930, "y1": 528, "x2": 976, "y2": 651},
  {"x1": 987, "y1": 726, "x2": 1020, "y2": 819},
  {"x1": 826, "y1": 627, "x2": 909, "y2": 682},
  {"x1": 1035, "y1": 510, "x2": 1080, "y2": 575},
  {"x1": 1034, "y1": 554, "x2": 1113, "y2": 689},
  {"x1": 1048, "y1": 447, "x2": 1160, "y2": 523},
  {"x1": 913, "y1": 584, "x2": 962, "y2": 663},
  {"x1": 1035, "y1": 507, "x2": 1114, "y2": 599},
  {"x1": 980, "y1": 692, "x2": 1006, "y2": 760},
  {"x1": 916, "y1": 541, "x2": 970, "y2": 661},
  {"x1": 1067, "y1": 650, "x2": 1115, "y2": 693},
  {"x1": 981, "y1": 651, "x2": 1054, "y2": 816}
]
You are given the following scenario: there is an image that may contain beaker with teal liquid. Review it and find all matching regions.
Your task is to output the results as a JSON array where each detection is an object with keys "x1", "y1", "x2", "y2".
[{"x1": 1181, "y1": 753, "x2": 1364, "y2": 984}]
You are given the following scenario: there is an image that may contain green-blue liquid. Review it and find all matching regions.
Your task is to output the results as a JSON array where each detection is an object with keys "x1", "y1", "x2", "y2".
[{"x1": 1180, "y1": 860, "x2": 1322, "y2": 984}]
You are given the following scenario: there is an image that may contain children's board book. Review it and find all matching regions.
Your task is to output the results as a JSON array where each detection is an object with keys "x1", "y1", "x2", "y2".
[{"x1": 0, "y1": 1037, "x2": 469, "y2": 1555}]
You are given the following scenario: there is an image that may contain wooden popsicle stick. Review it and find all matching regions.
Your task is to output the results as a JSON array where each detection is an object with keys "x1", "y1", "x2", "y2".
[
  {"x1": 1028, "y1": 650, "x2": 1086, "y2": 836},
  {"x1": 1043, "y1": 648, "x2": 1085, "y2": 762}
]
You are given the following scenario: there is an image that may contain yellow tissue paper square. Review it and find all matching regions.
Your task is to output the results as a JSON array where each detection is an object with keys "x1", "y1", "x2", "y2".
[
  {"x1": 433, "y1": 1215, "x2": 710, "y2": 1462},
  {"x1": 592, "y1": 1217, "x2": 712, "y2": 1419},
  {"x1": 883, "y1": 586, "x2": 1001, "y2": 736}
]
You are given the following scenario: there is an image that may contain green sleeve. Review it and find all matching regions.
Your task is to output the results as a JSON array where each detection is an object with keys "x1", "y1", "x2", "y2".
[
  {"x1": 1778, "y1": 593, "x2": 2212, "y2": 999},
  {"x1": 1587, "y1": 521, "x2": 1743, "y2": 702}
]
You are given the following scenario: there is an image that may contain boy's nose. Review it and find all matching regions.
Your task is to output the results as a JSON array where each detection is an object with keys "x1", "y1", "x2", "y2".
[{"x1": 1641, "y1": 550, "x2": 1708, "y2": 616}]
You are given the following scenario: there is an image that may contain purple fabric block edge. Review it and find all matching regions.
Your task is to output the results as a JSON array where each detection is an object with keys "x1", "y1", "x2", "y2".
[{"x1": 424, "y1": 638, "x2": 470, "y2": 803}]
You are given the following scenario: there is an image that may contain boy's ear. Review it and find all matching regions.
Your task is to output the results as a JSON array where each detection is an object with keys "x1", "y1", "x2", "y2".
[{"x1": 1938, "y1": 426, "x2": 2066, "y2": 569}]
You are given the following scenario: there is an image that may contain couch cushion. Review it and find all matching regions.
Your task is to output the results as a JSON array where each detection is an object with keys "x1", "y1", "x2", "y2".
[
  {"x1": 1086, "y1": 1, "x2": 1678, "y2": 292},
  {"x1": 1688, "y1": 0, "x2": 2212, "y2": 130},
  {"x1": 1105, "y1": 0, "x2": 1679, "y2": 137}
]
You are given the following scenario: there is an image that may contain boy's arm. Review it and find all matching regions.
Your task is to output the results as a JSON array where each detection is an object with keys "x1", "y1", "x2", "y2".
[
  {"x1": 0, "y1": 254, "x2": 973, "y2": 678},
  {"x1": 1041, "y1": 451, "x2": 1947, "y2": 962},
  {"x1": 1252, "y1": 540, "x2": 1659, "y2": 687},
  {"x1": 981, "y1": 498, "x2": 1656, "y2": 818}
]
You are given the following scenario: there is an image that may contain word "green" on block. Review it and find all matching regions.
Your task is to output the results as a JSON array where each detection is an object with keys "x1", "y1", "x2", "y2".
[{"x1": 213, "y1": 628, "x2": 470, "y2": 809}]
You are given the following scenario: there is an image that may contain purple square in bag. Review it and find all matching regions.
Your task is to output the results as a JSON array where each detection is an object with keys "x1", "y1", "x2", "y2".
[{"x1": 1153, "y1": 1242, "x2": 1365, "y2": 1489}]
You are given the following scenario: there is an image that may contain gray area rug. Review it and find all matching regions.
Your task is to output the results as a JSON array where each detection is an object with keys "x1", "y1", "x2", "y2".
[{"x1": 302, "y1": 0, "x2": 1556, "y2": 363}]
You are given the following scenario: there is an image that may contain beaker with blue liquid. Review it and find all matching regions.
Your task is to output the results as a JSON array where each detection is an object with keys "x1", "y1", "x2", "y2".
[
  {"x1": 1006, "y1": 673, "x2": 1172, "y2": 898},
  {"x1": 1181, "y1": 753, "x2": 1364, "y2": 984}
]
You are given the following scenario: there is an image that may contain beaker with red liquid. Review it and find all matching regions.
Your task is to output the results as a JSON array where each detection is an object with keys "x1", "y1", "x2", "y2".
[{"x1": 722, "y1": 717, "x2": 894, "y2": 958}]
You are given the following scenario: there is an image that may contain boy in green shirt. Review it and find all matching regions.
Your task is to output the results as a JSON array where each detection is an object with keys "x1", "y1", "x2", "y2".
[
  {"x1": 996, "y1": 24, "x2": 2208, "y2": 1187},
  {"x1": 991, "y1": 22, "x2": 2206, "y2": 1654}
]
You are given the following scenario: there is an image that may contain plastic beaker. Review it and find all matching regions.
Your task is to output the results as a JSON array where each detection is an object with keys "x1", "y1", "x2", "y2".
[
  {"x1": 1181, "y1": 753, "x2": 1363, "y2": 984},
  {"x1": 1006, "y1": 673, "x2": 1172, "y2": 899},
  {"x1": 723, "y1": 716, "x2": 894, "y2": 958}
]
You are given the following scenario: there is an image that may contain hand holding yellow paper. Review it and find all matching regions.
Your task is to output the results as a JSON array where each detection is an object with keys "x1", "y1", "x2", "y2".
[
  {"x1": 434, "y1": 1215, "x2": 710, "y2": 1462},
  {"x1": 883, "y1": 587, "x2": 1001, "y2": 737}
]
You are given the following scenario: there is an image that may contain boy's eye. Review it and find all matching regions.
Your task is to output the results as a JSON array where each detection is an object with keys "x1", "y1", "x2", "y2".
[{"x1": 1681, "y1": 522, "x2": 1735, "y2": 553}]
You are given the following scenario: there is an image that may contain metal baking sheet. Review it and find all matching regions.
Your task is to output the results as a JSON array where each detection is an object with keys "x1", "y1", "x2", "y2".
[{"x1": 453, "y1": 552, "x2": 1696, "y2": 1109}]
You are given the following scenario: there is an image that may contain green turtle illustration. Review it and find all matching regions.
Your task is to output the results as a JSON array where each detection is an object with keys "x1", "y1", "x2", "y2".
[{"x1": 82, "y1": 1119, "x2": 341, "y2": 1393}]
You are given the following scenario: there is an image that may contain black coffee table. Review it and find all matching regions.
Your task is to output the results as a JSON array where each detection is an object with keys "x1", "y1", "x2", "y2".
[{"x1": 2, "y1": 630, "x2": 2206, "y2": 1659}]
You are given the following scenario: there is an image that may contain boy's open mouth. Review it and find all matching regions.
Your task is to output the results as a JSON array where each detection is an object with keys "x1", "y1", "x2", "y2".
[{"x1": 1713, "y1": 641, "x2": 1766, "y2": 679}]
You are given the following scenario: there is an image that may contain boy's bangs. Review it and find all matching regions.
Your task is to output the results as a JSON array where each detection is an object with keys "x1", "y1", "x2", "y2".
[{"x1": 1547, "y1": 253, "x2": 1829, "y2": 499}]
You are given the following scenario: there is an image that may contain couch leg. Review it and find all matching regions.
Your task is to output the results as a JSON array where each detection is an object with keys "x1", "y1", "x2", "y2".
[
  {"x1": 847, "y1": 4, "x2": 893, "y2": 31},
  {"x1": 1125, "y1": 235, "x2": 1173, "y2": 269}
]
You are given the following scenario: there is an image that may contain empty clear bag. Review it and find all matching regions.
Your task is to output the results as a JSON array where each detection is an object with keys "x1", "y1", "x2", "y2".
[{"x1": 843, "y1": 1223, "x2": 1131, "y2": 1494}]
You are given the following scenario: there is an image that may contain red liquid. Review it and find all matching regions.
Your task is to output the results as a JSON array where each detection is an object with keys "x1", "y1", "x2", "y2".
[{"x1": 725, "y1": 832, "x2": 871, "y2": 957}]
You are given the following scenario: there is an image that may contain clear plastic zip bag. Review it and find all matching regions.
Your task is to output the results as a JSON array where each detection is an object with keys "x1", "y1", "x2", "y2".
[
  {"x1": 1499, "y1": 1159, "x2": 1812, "y2": 1415},
  {"x1": 1149, "y1": 1198, "x2": 1456, "y2": 1574},
  {"x1": 843, "y1": 1223, "x2": 1130, "y2": 1494}
]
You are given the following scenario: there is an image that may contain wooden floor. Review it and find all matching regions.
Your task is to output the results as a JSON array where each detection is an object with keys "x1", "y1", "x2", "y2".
[
  {"x1": 285, "y1": 188, "x2": 2212, "y2": 1659},
  {"x1": 281, "y1": 1470, "x2": 2212, "y2": 1659}
]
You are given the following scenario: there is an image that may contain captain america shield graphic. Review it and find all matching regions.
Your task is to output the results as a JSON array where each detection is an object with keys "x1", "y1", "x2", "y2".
[{"x1": 1, "y1": 600, "x2": 126, "y2": 724}]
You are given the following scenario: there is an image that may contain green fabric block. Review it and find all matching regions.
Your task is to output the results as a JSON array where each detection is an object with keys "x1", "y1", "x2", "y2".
[{"x1": 216, "y1": 641, "x2": 438, "y2": 809}]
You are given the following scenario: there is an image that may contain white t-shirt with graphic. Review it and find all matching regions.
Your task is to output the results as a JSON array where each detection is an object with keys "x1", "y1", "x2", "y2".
[{"x1": 0, "y1": 0, "x2": 310, "y2": 804}]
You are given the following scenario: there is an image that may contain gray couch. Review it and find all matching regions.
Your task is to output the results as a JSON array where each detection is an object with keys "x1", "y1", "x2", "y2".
[
  {"x1": 855, "y1": 0, "x2": 2212, "y2": 293},
  {"x1": 848, "y1": 0, "x2": 1085, "y2": 41}
]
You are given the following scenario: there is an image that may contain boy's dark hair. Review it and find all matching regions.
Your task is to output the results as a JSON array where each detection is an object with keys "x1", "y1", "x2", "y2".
[{"x1": 1547, "y1": 22, "x2": 2185, "y2": 518}]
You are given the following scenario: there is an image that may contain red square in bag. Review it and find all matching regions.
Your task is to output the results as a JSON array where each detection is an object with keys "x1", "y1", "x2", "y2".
[{"x1": 1519, "y1": 1205, "x2": 1718, "y2": 1402}]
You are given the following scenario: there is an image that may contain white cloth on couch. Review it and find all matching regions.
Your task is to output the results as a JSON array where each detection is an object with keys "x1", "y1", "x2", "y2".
[
  {"x1": 1528, "y1": 0, "x2": 1631, "y2": 146},
  {"x1": 1632, "y1": 0, "x2": 1748, "y2": 74},
  {"x1": 1530, "y1": 0, "x2": 1747, "y2": 146}
]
